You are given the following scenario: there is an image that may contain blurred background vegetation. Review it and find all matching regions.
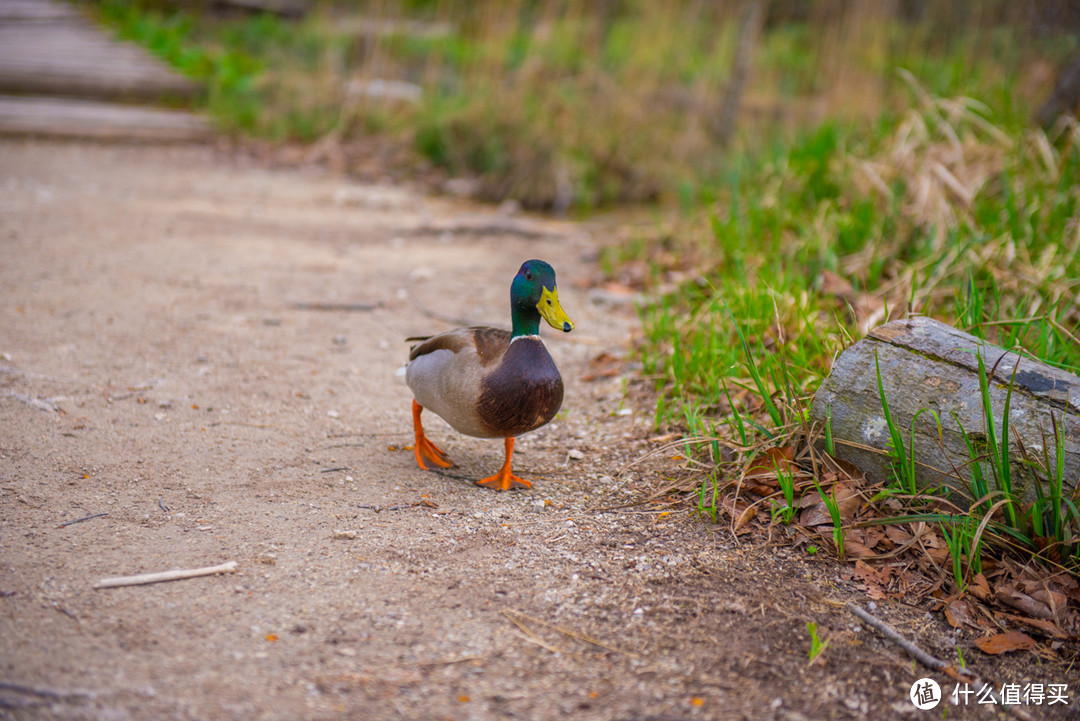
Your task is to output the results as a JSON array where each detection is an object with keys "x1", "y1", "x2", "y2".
[{"x1": 95, "y1": 0, "x2": 1079, "y2": 208}]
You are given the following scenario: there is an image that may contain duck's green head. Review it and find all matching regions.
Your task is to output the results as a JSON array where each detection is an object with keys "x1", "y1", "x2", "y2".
[{"x1": 510, "y1": 259, "x2": 574, "y2": 337}]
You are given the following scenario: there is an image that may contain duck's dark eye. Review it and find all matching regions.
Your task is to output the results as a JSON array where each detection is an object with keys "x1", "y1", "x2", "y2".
[{"x1": 525, "y1": 270, "x2": 533, "y2": 280}]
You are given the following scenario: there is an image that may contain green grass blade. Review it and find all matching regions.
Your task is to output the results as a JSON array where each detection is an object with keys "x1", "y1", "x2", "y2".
[
  {"x1": 721, "y1": 375, "x2": 749, "y2": 446},
  {"x1": 998, "y1": 356, "x2": 1020, "y2": 527},
  {"x1": 952, "y1": 413, "x2": 990, "y2": 514},
  {"x1": 875, "y1": 350, "x2": 913, "y2": 494},
  {"x1": 976, "y1": 348, "x2": 1020, "y2": 529},
  {"x1": 722, "y1": 299, "x2": 783, "y2": 428},
  {"x1": 824, "y1": 403, "x2": 834, "y2": 456}
]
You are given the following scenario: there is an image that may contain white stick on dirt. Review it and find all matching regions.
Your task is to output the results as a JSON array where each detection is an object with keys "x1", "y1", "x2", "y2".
[{"x1": 93, "y1": 561, "x2": 238, "y2": 589}]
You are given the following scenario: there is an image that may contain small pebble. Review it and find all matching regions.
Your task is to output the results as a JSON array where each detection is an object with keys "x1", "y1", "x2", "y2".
[{"x1": 568, "y1": 449, "x2": 584, "y2": 460}]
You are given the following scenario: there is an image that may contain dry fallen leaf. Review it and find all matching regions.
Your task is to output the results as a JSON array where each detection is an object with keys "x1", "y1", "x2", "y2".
[
  {"x1": 844, "y1": 537, "x2": 876, "y2": 559},
  {"x1": 743, "y1": 446, "x2": 799, "y2": 497},
  {"x1": 833, "y1": 483, "x2": 862, "y2": 521},
  {"x1": 999, "y1": 612, "x2": 1069, "y2": 640},
  {"x1": 974, "y1": 631, "x2": 1036, "y2": 655},
  {"x1": 996, "y1": 584, "x2": 1054, "y2": 620},
  {"x1": 1052, "y1": 572, "x2": 1080, "y2": 603},
  {"x1": 798, "y1": 482, "x2": 860, "y2": 527},
  {"x1": 884, "y1": 525, "x2": 912, "y2": 546},
  {"x1": 853, "y1": 560, "x2": 883, "y2": 584},
  {"x1": 799, "y1": 504, "x2": 833, "y2": 528},
  {"x1": 746, "y1": 446, "x2": 796, "y2": 477},
  {"x1": 968, "y1": 573, "x2": 992, "y2": 603},
  {"x1": 1017, "y1": 578, "x2": 1068, "y2": 611},
  {"x1": 827, "y1": 457, "x2": 867, "y2": 485},
  {"x1": 861, "y1": 528, "x2": 885, "y2": 550},
  {"x1": 863, "y1": 584, "x2": 887, "y2": 600},
  {"x1": 944, "y1": 599, "x2": 978, "y2": 630},
  {"x1": 722, "y1": 497, "x2": 758, "y2": 533},
  {"x1": 743, "y1": 481, "x2": 778, "y2": 498},
  {"x1": 842, "y1": 530, "x2": 876, "y2": 559}
]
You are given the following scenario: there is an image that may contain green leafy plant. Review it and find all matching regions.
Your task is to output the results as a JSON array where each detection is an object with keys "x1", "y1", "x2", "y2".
[
  {"x1": 812, "y1": 476, "x2": 846, "y2": 560},
  {"x1": 1020, "y1": 412, "x2": 1080, "y2": 565},
  {"x1": 975, "y1": 349, "x2": 1021, "y2": 529},
  {"x1": 807, "y1": 621, "x2": 829, "y2": 665},
  {"x1": 874, "y1": 351, "x2": 942, "y2": 498},
  {"x1": 938, "y1": 517, "x2": 984, "y2": 591},
  {"x1": 696, "y1": 471, "x2": 723, "y2": 524},
  {"x1": 771, "y1": 458, "x2": 798, "y2": 524}
]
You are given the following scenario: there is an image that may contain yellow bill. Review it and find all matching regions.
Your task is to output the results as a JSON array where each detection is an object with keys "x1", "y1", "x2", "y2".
[{"x1": 537, "y1": 286, "x2": 574, "y2": 333}]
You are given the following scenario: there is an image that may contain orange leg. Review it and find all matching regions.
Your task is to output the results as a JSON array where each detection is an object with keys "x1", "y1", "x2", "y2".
[
  {"x1": 412, "y1": 400, "x2": 453, "y2": 470},
  {"x1": 477, "y1": 437, "x2": 531, "y2": 491}
]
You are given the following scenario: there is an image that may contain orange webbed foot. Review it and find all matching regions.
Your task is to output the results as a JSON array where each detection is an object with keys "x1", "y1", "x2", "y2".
[
  {"x1": 412, "y1": 400, "x2": 454, "y2": 470},
  {"x1": 476, "y1": 470, "x2": 532, "y2": 491},
  {"x1": 476, "y1": 437, "x2": 531, "y2": 491},
  {"x1": 416, "y1": 435, "x2": 453, "y2": 470}
]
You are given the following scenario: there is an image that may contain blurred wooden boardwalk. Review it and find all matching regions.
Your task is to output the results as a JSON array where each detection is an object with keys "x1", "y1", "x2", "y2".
[{"x1": 0, "y1": 0, "x2": 211, "y2": 141}]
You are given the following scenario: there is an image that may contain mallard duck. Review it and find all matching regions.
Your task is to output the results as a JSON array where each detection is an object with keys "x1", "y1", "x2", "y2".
[{"x1": 406, "y1": 260, "x2": 574, "y2": 491}]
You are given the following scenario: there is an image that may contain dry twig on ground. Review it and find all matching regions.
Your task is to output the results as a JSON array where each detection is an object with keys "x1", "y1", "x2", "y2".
[{"x1": 93, "y1": 561, "x2": 238, "y2": 589}]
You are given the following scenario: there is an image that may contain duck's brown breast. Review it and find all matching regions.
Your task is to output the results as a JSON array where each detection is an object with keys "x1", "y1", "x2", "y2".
[{"x1": 476, "y1": 337, "x2": 563, "y2": 438}]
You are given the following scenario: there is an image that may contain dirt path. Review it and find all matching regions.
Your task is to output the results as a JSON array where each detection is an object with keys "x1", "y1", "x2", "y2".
[{"x1": 1, "y1": 140, "x2": 1070, "y2": 720}]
